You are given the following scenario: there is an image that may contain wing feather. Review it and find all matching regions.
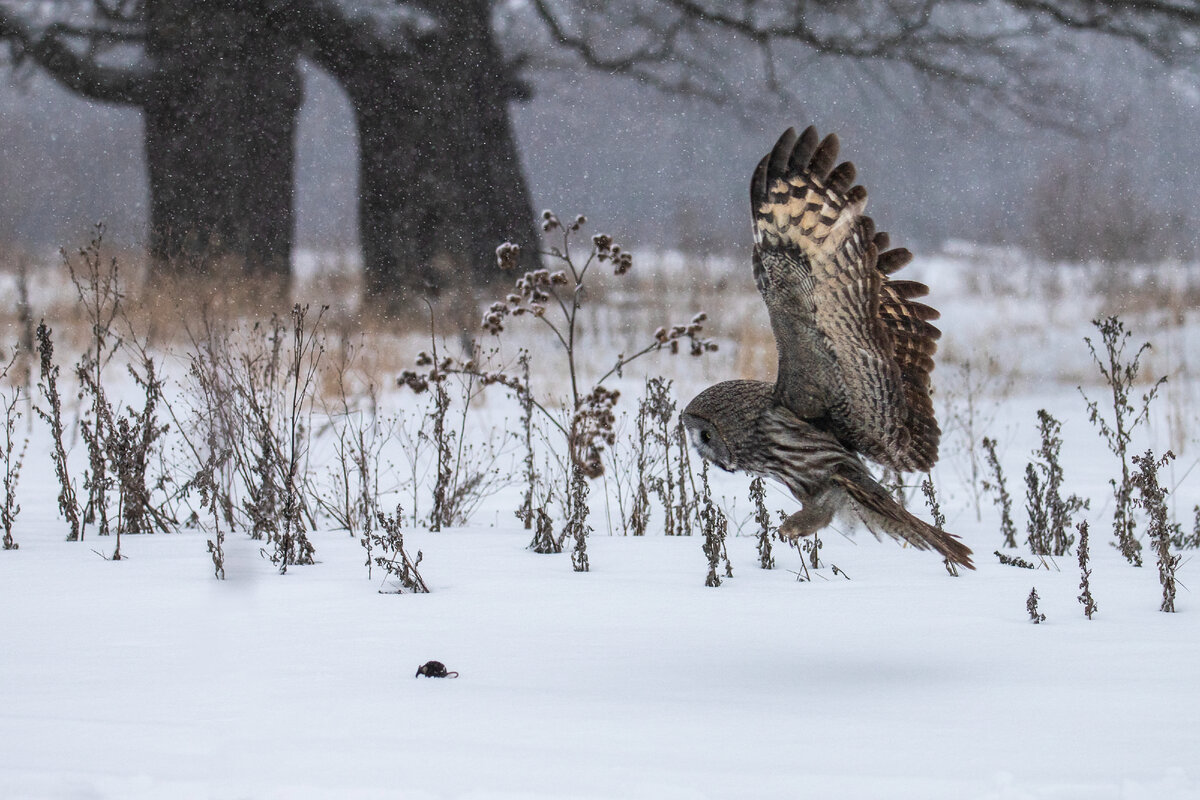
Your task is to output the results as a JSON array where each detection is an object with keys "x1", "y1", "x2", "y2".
[{"x1": 751, "y1": 126, "x2": 942, "y2": 471}]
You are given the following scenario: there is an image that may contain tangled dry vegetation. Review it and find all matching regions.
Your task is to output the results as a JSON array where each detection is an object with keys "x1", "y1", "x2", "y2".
[{"x1": 0, "y1": 223, "x2": 1196, "y2": 611}]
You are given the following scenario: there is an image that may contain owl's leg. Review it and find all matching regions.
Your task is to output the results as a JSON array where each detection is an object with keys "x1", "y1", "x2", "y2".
[{"x1": 778, "y1": 491, "x2": 836, "y2": 541}]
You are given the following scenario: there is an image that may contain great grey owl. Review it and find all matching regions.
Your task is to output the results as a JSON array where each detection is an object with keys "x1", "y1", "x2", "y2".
[{"x1": 683, "y1": 126, "x2": 974, "y2": 570}]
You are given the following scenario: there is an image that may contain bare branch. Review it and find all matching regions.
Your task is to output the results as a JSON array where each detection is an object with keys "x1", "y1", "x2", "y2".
[
  {"x1": 0, "y1": 10, "x2": 147, "y2": 104},
  {"x1": 515, "y1": 0, "x2": 1200, "y2": 120}
]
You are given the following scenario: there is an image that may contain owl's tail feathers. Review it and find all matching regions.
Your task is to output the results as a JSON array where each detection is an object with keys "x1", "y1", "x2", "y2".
[{"x1": 834, "y1": 470, "x2": 975, "y2": 570}]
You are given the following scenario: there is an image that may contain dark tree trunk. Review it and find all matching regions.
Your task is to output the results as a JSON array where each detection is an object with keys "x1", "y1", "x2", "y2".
[
  {"x1": 311, "y1": 0, "x2": 539, "y2": 308},
  {"x1": 143, "y1": 0, "x2": 301, "y2": 279}
]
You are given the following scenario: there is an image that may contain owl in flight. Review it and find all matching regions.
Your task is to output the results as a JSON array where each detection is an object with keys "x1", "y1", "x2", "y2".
[{"x1": 683, "y1": 126, "x2": 974, "y2": 570}]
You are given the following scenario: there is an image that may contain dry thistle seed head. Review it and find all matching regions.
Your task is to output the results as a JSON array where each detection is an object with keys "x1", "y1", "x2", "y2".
[
  {"x1": 496, "y1": 242, "x2": 521, "y2": 270},
  {"x1": 415, "y1": 351, "x2": 432, "y2": 366},
  {"x1": 541, "y1": 210, "x2": 560, "y2": 232},
  {"x1": 506, "y1": 293, "x2": 522, "y2": 306},
  {"x1": 569, "y1": 214, "x2": 587, "y2": 231},
  {"x1": 550, "y1": 270, "x2": 569, "y2": 285},
  {"x1": 592, "y1": 233, "x2": 613, "y2": 255},
  {"x1": 692, "y1": 312, "x2": 707, "y2": 324},
  {"x1": 566, "y1": 385, "x2": 624, "y2": 478},
  {"x1": 654, "y1": 326, "x2": 669, "y2": 343},
  {"x1": 613, "y1": 252, "x2": 632, "y2": 275},
  {"x1": 398, "y1": 370, "x2": 429, "y2": 393}
]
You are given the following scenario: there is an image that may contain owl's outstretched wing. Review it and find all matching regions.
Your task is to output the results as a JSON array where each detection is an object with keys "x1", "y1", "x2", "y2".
[{"x1": 751, "y1": 126, "x2": 941, "y2": 472}]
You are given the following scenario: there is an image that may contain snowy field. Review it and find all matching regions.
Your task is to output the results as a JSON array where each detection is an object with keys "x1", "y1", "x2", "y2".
[{"x1": 2, "y1": 246, "x2": 1200, "y2": 799}]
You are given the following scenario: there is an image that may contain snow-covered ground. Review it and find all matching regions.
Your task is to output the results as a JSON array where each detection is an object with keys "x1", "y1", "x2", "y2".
[{"x1": 2, "y1": 247, "x2": 1199, "y2": 799}]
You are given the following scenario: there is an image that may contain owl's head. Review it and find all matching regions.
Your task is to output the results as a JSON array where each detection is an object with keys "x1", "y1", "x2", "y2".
[{"x1": 681, "y1": 380, "x2": 774, "y2": 473}]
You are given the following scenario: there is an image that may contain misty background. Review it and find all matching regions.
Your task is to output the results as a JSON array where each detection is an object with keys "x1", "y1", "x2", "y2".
[{"x1": 2, "y1": 29, "x2": 1197, "y2": 262}]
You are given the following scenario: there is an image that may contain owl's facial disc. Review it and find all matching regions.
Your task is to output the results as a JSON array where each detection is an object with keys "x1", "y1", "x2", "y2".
[{"x1": 682, "y1": 413, "x2": 735, "y2": 472}]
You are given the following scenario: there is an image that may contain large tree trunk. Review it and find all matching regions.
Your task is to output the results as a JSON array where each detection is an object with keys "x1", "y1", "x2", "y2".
[
  {"x1": 315, "y1": 0, "x2": 539, "y2": 309},
  {"x1": 143, "y1": 0, "x2": 301, "y2": 279}
]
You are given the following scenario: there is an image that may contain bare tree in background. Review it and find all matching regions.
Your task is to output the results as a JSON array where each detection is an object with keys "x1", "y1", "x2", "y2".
[
  {"x1": 297, "y1": 0, "x2": 540, "y2": 306},
  {"x1": 1, "y1": 1, "x2": 303, "y2": 280},
  {"x1": 2, "y1": 1, "x2": 1198, "y2": 305}
]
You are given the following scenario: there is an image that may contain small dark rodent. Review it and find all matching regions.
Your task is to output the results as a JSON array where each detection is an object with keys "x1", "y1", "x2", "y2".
[{"x1": 415, "y1": 660, "x2": 459, "y2": 678}]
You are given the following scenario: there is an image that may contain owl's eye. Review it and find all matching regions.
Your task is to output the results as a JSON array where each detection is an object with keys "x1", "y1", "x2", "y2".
[{"x1": 700, "y1": 429, "x2": 712, "y2": 444}]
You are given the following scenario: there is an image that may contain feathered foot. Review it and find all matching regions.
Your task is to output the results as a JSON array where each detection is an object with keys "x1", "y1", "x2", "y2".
[{"x1": 778, "y1": 490, "x2": 836, "y2": 541}]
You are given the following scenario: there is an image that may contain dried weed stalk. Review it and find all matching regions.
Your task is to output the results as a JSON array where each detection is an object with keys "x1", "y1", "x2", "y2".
[
  {"x1": 1027, "y1": 587, "x2": 1046, "y2": 623},
  {"x1": 514, "y1": 351, "x2": 538, "y2": 529},
  {"x1": 529, "y1": 505, "x2": 560, "y2": 554},
  {"x1": 982, "y1": 436, "x2": 1017, "y2": 548},
  {"x1": 922, "y1": 475, "x2": 958, "y2": 576},
  {"x1": 627, "y1": 378, "x2": 661, "y2": 537},
  {"x1": 672, "y1": 416, "x2": 699, "y2": 536},
  {"x1": 1, "y1": 357, "x2": 27, "y2": 551},
  {"x1": 566, "y1": 465, "x2": 591, "y2": 572},
  {"x1": 66, "y1": 228, "x2": 122, "y2": 542},
  {"x1": 1080, "y1": 317, "x2": 1166, "y2": 566},
  {"x1": 265, "y1": 304, "x2": 325, "y2": 572},
  {"x1": 647, "y1": 378, "x2": 679, "y2": 536},
  {"x1": 188, "y1": 429, "x2": 231, "y2": 580},
  {"x1": 1076, "y1": 521, "x2": 1097, "y2": 619},
  {"x1": 994, "y1": 550, "x2": 1035, "y2": 569},
  {"x1": 698, "y1": 462, "x2": 731, "y2": 586},
  {"x1": 107, "y1": 347, "x2": 173, "y2": 538},
  {"x1": 34, "y1": 322, "x2": 80, "y2": 541},
  {"x1": 750, "y1": 477, "x2": 774, "y2": 569},
  {"x1": 175, "y1": 312, "x2": 245, "y2": 540},
  {"x1": 370, "y1": 504, "x2": 429, "y2": 593},
  {"x1": 206, "y1": 530, "x2": 226, "y2": 580},
  {"x1": 1024, "y1": 410, "x2": 1087, "y2": 557},
  {"x1": 1131, "y1": 450, "x2": 1180, "y2": 612}
]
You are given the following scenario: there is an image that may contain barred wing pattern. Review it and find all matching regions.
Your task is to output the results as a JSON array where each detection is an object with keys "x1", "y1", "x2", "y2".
[{"x1": 750, "y1": 126, "x2": 941, "y2": 473}]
